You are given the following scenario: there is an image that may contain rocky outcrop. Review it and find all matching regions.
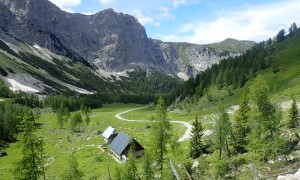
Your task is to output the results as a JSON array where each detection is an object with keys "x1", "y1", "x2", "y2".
[
  {"x1": 171, "y1": 42, "x2": 241, "y2": 73},
  {"x1": 0, "y1": 0, "x2": 185, "y2": 74},
  {"x1": 0, "y1": 0, "x2": 254, "y2": 78}
]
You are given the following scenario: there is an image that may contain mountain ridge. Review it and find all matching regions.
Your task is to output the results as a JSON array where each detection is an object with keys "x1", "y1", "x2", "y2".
[{"x1": 0, "y1": 0, "x2": 255, "y2": 95}]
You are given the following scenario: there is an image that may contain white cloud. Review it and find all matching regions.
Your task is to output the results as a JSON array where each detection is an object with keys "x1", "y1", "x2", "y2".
[
  {"x1": 153, "y1": 33, "x2": 181, "y2": 42},
  {"x1": 49, "y1": 0, "x2": 81, "y2": 8},
  {"x1": 81, "y1": 11, "x2": 98, "y2": 15},
  {"x1": 61, "y1": 8, "x2": 74, "y2": 13},
  {"x1": 173, "y1": 0, "x2": 187, "y2": 8},
  {"x1": 157, "y1": 7, "x2": 174, "y2": 20},
  {"x1": 172, "y1": 0, "x2": 199, "y2": 8},
  {"x1": 174, "y1": 0, "x2": 300, "y2": 44},
  {"x1": 132, "y1": 9, "x2": 158, "y2": 26},
  {"x1": 100, "y1": 0, "x2": 116, "y2": 4}
]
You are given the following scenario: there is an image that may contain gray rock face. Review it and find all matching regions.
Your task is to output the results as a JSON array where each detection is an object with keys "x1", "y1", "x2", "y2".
[
  {"x1": 0, "y1": 0, "x2": 250, "y2": 77},
  {"x1": 172, "y1": 43, "x2": 241, "y2": 73}
]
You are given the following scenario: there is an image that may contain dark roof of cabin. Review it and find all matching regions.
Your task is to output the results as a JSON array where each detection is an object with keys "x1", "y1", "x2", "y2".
[{"x1": 109, "y1": 132, "x2": 131, "y2": 156}]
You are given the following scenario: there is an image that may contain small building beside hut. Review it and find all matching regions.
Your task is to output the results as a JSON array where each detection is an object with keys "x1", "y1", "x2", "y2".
[
  {"x1": 109, "y1": 132, "x2": 144, "y2": 162},
  {"x1": 102, "y1": 126, "x2": 118, "y2": 143}
]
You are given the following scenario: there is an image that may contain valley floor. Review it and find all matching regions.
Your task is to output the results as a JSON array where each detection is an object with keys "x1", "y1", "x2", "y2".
[{"x1": 0, "y1": 103, "x2": 189, "y2": 179}]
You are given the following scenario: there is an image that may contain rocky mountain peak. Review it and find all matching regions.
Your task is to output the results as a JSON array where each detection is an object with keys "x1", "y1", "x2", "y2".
[{"x1": 0, "y1": 0, "x2": 254, "y2": 79}]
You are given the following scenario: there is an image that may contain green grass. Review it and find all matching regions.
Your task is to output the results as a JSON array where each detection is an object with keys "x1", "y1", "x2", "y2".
[{"x1": 0, "y1": 103, "x2": 188, "y2": 179}]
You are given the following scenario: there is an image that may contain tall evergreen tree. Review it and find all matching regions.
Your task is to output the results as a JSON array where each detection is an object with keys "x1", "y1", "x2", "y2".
[
  {"x1": 276, "y1": 29, "x2": 286, "y2": 42},
  {"x1": 13, "y1": 117, "x2": 45, "y2": 180},
  {"x1": 143, "y1": 152, "x2": 154, "y2": 180},
  {"x1": 124, "y1": 144, "x2": 138, "y2": 180},
  {"x1": 248, "y1": 76, "x2": 284, "y2": 161},
  {"x1": 61, "y1": 156, "x2": 83, "y2": 180},
  {"x1": 287, "y1": 97, "x2": 299, "y2": 128},
  {"x1": 57, "y1": 102, "x2": 70, "y2": 127},
  {"x1": 233, "y1": 92, "x2": 250, "y2": 153},
  {"x1": 214, "y1": 107, "x2": 231, "y2": 159},
  {"x1": 289, "y1": 22, "x2": 298, "y2": 36},
  {"x1": 70, "y1": 113, "x2": 82, "y2": 132},
  {"x1": 189, "y1": 116, "x2": 204, "y2": 159},
  {"x1": 151, "y1": 97, "x2": 171, "y2": 178}
]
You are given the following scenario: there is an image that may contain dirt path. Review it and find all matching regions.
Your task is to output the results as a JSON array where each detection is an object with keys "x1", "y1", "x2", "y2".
[{"x1": 115, "y1": 106, "x2": 193, "y2": 142}]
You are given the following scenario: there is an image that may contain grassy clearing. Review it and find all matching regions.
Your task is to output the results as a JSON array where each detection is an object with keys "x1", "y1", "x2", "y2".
[{"x1": 0, "y1": 103, "x2": 188, "y2": 179}]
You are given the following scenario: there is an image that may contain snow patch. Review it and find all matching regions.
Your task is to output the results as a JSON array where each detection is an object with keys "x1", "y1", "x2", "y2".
[
  {"x1": 7, "y1": 78, "x2": 39, "y2": 93},
  {"x1": 1, "y1": 73, "x2": 45, "y2": 93}
]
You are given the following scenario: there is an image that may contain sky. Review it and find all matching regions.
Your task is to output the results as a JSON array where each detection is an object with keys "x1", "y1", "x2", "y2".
[{"x1": 48, "y1": 0, "x2": 300, "y2": 44}]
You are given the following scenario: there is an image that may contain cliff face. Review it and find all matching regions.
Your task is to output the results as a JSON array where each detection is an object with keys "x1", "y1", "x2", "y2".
[
  {"x1": 0, "y1": 0, "x2": 253, "y2": 78},
  {"x1": 0, "y1": 0, "x2": 186, "y2": 74}
]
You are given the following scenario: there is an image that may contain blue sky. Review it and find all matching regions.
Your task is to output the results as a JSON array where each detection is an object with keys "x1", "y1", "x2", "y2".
[{"x1": 48, "y1": 0, "x2": 300, "y2": 44}]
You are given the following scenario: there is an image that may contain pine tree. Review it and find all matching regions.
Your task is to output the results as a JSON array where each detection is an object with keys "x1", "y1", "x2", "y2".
[
  {"x1": 124, "y1": 143, "x2": 138, "y2": 180},
  {"x1": 189, "y1": 116, "x2": 204, "y2": 159},
  {"x1": 287, "y1": 97, "x2": 299, "y2": 128},
  {"x1": 70, "y1": 113, "x2": 82, "y2": 132},
  {"x1": 289, "y1": 22, "x2": 298, "y2": 36},
  {"x1": 57, "y1": 102, "x2": 70, "y2": 127},
  {"x1": 61, "y1": 156, "x2": 83, "y2": 180},
  {"x1": 248, "y1": 75, "x2": 284, "y2": 161},
  {"x1": 13, "y1": 117, "x2": 45, "y2": 180},
  {"x1": 143, "y1": 152, "x2": 154, "y2": 180},
  {"x1": 233, "y1": 92, "x2": 250, "y2": 153},
  {"x1": 276, "y1": 29, "x2": 286, "y2": 42},
  {"x1": 84, "y1": 114, "x2": 90, "y2": 125},
  {"x1": 151, "y1": 97, "x2": 171, "y2": 178},
  {"x1": 214, "y1": 107, "x2": 231, "y2": 159}
]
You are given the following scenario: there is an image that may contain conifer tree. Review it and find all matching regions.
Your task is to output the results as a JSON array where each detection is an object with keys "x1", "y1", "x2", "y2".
[
  {"x1": 287, "y1": 97, "x2": 299, "y2": 128},
  {"x1": 13, "y1": 117, "x2": 45, "y2": 180},
  {"x1": 189, "y1": 116, "x2": 204, "y2": 159},
  {"x1": 214, "y1": 107, "x2": 231, "y2": 158},
  {"x1": 57, "y1": 102, "x2": 70, "y2": 127},
  {"x1": 61, "y1": 156, "x2": 83, "y2": 180},
  {"x1": 233, "y1": 92, "x2": 250, "y2": 153},
  {"x1": 84, "y1": 114, "x2": 90, "y2": 125},
  {"x1": 151, "y1": 97, "x2": 171, "y2": 178},
  {"x1": 248, "y1": 75, "x2": 284, "y2": 161},
  {"x1": 276, "y1": 29, "x2": 285, "y2": 42},
  {"x1": 124, "y1": 143, "x2": 138, "y2": 180},
  {"x1": 143, "y1": 152, "x2": 154, "y2": 180},
  {"x1": 70, "y1": 113, "x2": 82, "y2": 132},
  {"x1": 289, "y1": 22, "x2": 298, "y2": 36}
]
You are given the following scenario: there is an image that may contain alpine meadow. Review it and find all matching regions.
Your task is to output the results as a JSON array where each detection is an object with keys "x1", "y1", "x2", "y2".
[{"x1": 1, "y1": 0, "x2": 300, "y2": 179}]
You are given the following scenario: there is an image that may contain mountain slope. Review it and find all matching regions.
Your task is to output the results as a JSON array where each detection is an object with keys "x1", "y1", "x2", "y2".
[
  {"x1": 0, "y1": 0, "x2": 255, "y2": 76},
  {"x1": 173, "y1": 27, "x2": 300, "y2": 111},
  {"x1": 0, "y1": 0, "x2": 256, "y2": 96},
  {"x1": 206, "y1": 38, "x2": 256, "y2": 53},
  {"x1": 0, "y1": 0, "x2": 186, "y2": 75},
  {"x1": 170, "y1": 42, "x2": 244, "y2": 72}
]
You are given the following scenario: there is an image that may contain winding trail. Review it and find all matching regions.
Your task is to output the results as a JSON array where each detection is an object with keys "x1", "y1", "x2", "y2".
[{"x1": 115, "y1": 106, "x2": 193, "y2": 142}]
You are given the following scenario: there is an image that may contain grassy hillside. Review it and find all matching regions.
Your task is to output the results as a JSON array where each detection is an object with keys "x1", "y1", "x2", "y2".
[
  {"x1": 175, "y1": 28, "x2": 300, "y2": 112},
  {"x1": 206, "y1": 38, "x2": 256, "y2": 53}
]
